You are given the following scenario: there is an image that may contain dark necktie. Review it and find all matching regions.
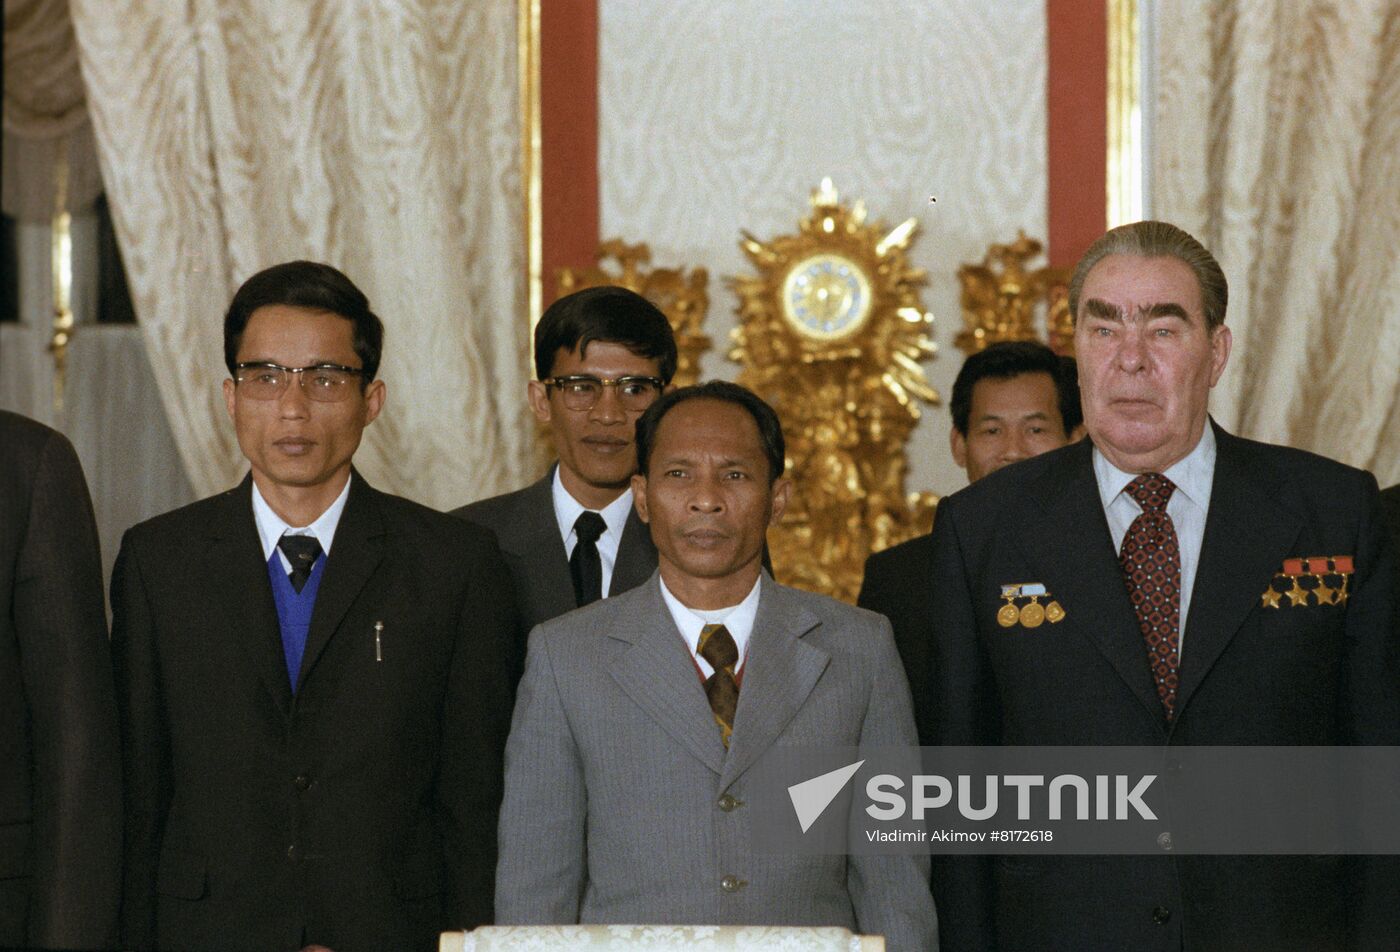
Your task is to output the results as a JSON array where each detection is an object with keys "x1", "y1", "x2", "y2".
[
  {"x1": 569, "y1": 511, "x2": 607, "y2": 607},
  {"x1": 278, "y1": 535, "x2": 323, "y2": 593},
  {"x1": 699, "y1": 623, "x2": 740, "y2": 747},
  {"x1": 1119, "y1": 474, "x2": 1181, "y2": 720}
]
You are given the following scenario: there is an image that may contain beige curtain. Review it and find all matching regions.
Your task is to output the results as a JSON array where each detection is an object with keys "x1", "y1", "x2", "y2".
[
  {"x1": 69, "y1": 0, "x2": 535, "y2": 508},
  {"x1": 1152, "y1": 0, "x2": 1400, "y2": 486}
]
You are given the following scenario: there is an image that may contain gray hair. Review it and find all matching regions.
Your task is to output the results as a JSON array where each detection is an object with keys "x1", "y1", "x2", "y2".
[{"x1": 1068, "y1": 220, "x2": 1228, "y2": 329}]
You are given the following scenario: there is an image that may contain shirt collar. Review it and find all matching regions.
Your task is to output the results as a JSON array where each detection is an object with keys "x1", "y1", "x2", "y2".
[
  {"x1": 659, "y1": 573, "x2": 763, "y2": 666},
  {"x1": 551, "y1": 464, "x2": 633, "y2": 542},
  {"x1": 1093, "y1": 422, "x2": 1217, "y2": 511},
  {"x1": 251, "y1": 473, "x2": 352, "y2": 561}
]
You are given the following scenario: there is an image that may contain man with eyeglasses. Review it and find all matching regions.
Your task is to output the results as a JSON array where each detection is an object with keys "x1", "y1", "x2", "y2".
[
  {"x1": 454, "y1": 285, "x2": 676, "y2": 648},
  {"x1": 110, "y1": 261, "x2": 517, "y2": 951}
]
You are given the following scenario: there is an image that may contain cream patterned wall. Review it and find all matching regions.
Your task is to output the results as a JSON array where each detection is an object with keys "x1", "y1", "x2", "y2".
[{"x1": 600, "y1": 0, "x2": 1048, "y2": 499}]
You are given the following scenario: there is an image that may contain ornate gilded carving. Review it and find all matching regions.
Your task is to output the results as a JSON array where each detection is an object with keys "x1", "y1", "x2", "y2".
[
  {"x1": 955, "y1": 231, "x2": 1073, "y2": 356},
  {"x1": 557, "y1": 240, "x2": 711, "y2": 387},
  {"x1": 728, "y1": 179, "x2": 938, "y2": 602}
]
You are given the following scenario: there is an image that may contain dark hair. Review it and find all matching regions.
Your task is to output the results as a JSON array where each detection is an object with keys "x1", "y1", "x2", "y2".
[
  {"x1": 534, "y1": 285, "x2": 678, "y2": 383},
  {"x1": 1068, "y1": 220, "x2": 1228, "y2": 329},
  {"x1": 224, "y1": 260, "x2": 384, "y2": 381},
  {"x1": 635, "y1": 381, "x2": 785, "y2": 483},
  {"x1": 950, "y1": 340, "x2": 1082, "y2": 436}
]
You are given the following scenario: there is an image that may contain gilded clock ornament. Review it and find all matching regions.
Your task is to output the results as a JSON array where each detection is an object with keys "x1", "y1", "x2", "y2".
[{"x1": 729, "y1": 178, "x2": 938, "y2": 603}]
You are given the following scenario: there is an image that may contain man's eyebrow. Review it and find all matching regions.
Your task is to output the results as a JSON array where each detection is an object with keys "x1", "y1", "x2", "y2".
[
  {"x1": 1139, "y1": 302, "x2": 1190, "y2": 321},
  {"x1": 1083, "y1": 298, "x2": 1122, "y2": 321}
]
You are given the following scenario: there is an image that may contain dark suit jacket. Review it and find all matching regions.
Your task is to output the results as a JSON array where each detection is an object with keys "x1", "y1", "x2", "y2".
[
  {"x1": 452, "y1": 467, "x2": 657, "y2": 650},
  {"x1": 856, "y1": 533, "x2": 936, "y2": 745},
  {"x1": 927, "y1": 424, "x2": 1400, "y2": 952},
  {"x1": 111, "y1": 473, "x2": 518, "y2": 952},
  {"x1": 0, "y1": 411, "x2": 121, "y2": 949},
  {"x1": 1383, "y1": 484, "x2": 1400, "y2": 589}
]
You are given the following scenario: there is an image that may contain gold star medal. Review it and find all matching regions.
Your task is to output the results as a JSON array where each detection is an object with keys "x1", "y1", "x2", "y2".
[
  {"x1": 1306, "y1": 557, "x2": 1335, "y2": 605},
  {"x1": 1019, "y1": 583, "x2": 1047, "y2": 628},
  {"x1": 997, "y1": 584, "x2": 1022, "y2": 628},
  {"x1": 1282, "y1": 558, "x2": 1307, "y2": 607}
]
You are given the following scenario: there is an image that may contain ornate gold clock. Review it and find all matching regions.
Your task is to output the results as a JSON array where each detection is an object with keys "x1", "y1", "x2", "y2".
[{"x1": 729, "y1": 179, "x2": 938, "y2": 602}]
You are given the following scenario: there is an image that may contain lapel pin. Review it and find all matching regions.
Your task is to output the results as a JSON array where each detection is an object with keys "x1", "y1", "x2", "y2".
[{"x1": 374, "y1": 621, "x2": 383, "y2": 662}]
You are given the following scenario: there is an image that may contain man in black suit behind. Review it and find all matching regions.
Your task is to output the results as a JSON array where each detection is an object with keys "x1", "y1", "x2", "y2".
[
  {"x1": 928, "y1": 221, "x2": 1400, "y2": 951},
  {"x1": 111, "y1": 262, "x2": 517, "y2": 951},
  {"x1": 856, "y1": 341, "x2": 1082, "y2": 743},
  {"x1": 0, "y1": 411, "x2": 121, "y2": 949},
  {"x1": 453, "y1": 286, "x2": 676, "y2": 641}
]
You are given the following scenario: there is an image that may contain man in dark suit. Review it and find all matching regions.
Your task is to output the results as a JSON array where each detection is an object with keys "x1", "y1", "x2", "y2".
[
  {"x1": 928, "y1": 221, "x2": 1399, "y2": 951},
  {"x1": 857, "y1": 341, "x2": 1082, "y2": 743},
  {"x1": 111, "y1": 262, "x2": 517, "y2": 952},
  {"x1": 454, "y1": 286, "x2": 676, "y2": 639},
  {"x1": 0, "y1": 411, "x2": 121, "y2": 949}
]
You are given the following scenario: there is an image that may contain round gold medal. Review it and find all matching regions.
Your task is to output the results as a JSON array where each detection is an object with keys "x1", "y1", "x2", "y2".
[
  {"x1": 1019, "y1": 599, "x2": 1045, "y2": 628},
  {"x1": 997, "y1": 602, "x2": 1019, "y2": 628},
  {"x1": 1045, "y1": 600, "x2": 1065, "y2": 623}
]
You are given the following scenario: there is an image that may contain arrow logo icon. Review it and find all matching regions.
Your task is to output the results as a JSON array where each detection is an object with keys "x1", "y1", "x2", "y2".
[{"x1": 788, "y1": 760, "x2": 864, "y2": 833}]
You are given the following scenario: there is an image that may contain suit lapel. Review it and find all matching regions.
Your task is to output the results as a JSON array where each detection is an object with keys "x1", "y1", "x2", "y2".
[
  {"x1": 609, "y1": 577, "x2": 728, "y2": 775},
  {"x1": 1022, "y1": 441, "x2": 1166, "y2": 726},
  {"x1": 609, "y1": 506, "x2": 658, "y2": 596},
  {"x1": 504, "y1": 470, "x2": 577, "y2": 622},
  {"x1": 1176, "y1": 426, "x2": 1300, "y2": 714},
  {"x1": 206, "y1": 478, "x2": 292, "y2": 715},
  {"x1": 720, "y1": 578, "x2": 829, "y2": 790},
  {"x1": 297, "y1": 473, "x2": 384, "y2": 692}
]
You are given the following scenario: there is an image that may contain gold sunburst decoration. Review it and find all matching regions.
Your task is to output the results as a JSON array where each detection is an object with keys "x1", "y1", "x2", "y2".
[{"x1": 729, "y1": 178, "x2": 938, "y2": 602}]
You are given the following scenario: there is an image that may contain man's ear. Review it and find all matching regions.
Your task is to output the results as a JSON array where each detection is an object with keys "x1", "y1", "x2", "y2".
[
  {"x1": 768, "y1": 477, "x2": 793, "y2": 526},
  {"x1": 1068, "y1": 423, "x2": 1087, "y2": 443},
  {"x1": 950, "y1": 427, "x2": 968, "y2": 469},
  {"x1": 223, "y1": 378, "x2": 237, "y2": 422},
  {"x1": 527, "y1": 380, "x2": 552, "y2": 423},
  {"x1": 362, "y1": 379, "x2": 386, "y2": 424},
  {"x1": 630, "y1": 473, "x2": 649, "y2": 523}
]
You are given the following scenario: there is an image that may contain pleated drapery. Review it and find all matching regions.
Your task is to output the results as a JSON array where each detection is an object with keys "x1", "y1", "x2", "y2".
[
  {"x1": 1152, "y1": 0, "x2": 1400, "y2": 486},
  {"x1": 69, "y1": 0, "x2": 537, "y2": 508}
]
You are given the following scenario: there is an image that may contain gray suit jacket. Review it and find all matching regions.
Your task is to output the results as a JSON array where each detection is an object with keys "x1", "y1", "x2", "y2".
[
  {"x1": 452, "y1": 468, "x2": 657, "y2": 637},
  {"x1": 495, "y1": 573, "x2": 937, "y2": 951}
]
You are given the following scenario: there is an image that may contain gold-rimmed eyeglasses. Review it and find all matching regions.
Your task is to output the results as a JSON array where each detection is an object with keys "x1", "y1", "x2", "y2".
[
  {"x1": 233, "y1": 362, "x2": 368, "y2": 402},
  {"x1": 544, "y1": 374, "x2": 664, "y2": 412}
]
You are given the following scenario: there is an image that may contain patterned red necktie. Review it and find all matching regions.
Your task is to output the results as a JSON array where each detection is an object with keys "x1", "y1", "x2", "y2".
[{"x1": 1119, "y1": 473, "x2": 1181, "y2": 720}]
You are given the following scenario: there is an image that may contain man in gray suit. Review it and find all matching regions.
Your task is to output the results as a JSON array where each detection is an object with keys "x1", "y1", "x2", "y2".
[
  {"x1": 496, "y1": 381, "x2": 937, "y2": 950},
  {"x1": 453, "y1": 287, "x2": 676, "y2": 648}
]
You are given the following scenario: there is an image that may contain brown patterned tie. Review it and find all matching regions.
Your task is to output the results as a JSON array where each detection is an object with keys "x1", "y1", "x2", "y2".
[
  {"x1": 698, "y1": 623, "x2": 740, "y2": 747},
  {"x1": 1119, "y1": 473, "x2": 1181, "y2": 720}
]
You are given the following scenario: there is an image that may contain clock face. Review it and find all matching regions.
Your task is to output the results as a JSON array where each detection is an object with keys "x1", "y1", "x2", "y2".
[{"x1": 781, "y1": 254, "x2": 873, "y2": 341}]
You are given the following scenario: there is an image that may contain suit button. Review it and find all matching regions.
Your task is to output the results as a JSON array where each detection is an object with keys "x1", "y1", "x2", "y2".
[
  {"x1": 1152, "y1": 906, "x2": 1171, "y2": 925},
  {"x1": 294, "y1": 774, "x2": 312, "y2": 792},
  {"x1": 720, "y1": 875, "x2": 746, "y2": 893},
  {"x1": 286, "y1": 844, "x2": 299, "y2": 863},
  {"x1": 718, "y1": 794, "x2": 742, "y2": 812},
  {"x1": 1157, "y1": 832, "x2": 1173, "y2": 851}
]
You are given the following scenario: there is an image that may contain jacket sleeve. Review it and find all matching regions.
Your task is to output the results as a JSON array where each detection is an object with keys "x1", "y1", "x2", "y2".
[
  {"x1": 493, "y1": 628, "x2": 588, "y2": 924},
  {"x1": 110, "y1": 530, "x2": 171, "y2": 951},
  {"x1": 846, "y1": 614, "x2": 939, "y2": 952},
  {"x1": 438, "y1": 530, "x2": 521, "y2": 928},
  {"x1": 927, "y1": 496, "x2": 998, "y2": 951},
  {"x1": 16, "y1": 430, "x2": 121, "y2": 949}
]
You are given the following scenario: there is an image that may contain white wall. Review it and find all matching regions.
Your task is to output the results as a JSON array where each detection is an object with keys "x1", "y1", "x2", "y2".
[{"x1": 600, "y1": 0, "x2": 1048, "y2": 497}]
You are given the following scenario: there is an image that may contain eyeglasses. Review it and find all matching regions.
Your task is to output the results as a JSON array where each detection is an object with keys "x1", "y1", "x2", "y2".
[
  {"x1": 233, "y1": 362, "x2": 368, "y2": 402},
  {"x1": 544, "y1": 374, "x2": 664, "y2": 412}
]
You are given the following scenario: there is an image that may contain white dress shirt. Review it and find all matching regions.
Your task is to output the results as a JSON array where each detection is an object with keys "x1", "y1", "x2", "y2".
[
  {"x1": 659, "y1": 573, "x2": 762, "y2": 678},
  {"x1": 251, "y1": 474, "x2": 351, "y2": 573},
  {"x1": 551, "y1": 467, "x2": 634, "y2": 598},
  {"x1": 1093, "y1": 425, "x2": 1216, "y2": 654}
]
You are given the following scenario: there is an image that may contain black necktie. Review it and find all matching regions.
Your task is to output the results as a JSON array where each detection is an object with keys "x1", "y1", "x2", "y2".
[
  {"x1": 278, "y1": 535, "x2": 323, "y2": 593},
  {"x1": 569, "y1": 511, "x2": 607, "y2": 607}
]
